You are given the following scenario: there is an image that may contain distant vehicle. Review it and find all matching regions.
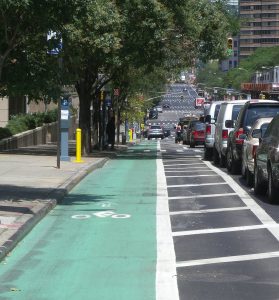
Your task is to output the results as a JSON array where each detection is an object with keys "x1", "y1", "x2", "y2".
[
  {"x1": 155, "y1": 106, "x2": 163, "y2": 113},
  {"x1": 147, "y1": 125, "x2": 164, "y2": 140},
  {"x1": 179, "y1": 115, "x2": 199, "y2": 129},
  {"x1": 227, "y1": 100, "x2": 279, "y2": 174},
  {"x1": 149, "y1": 109, "x2": 158, "y2": 119},
  {"x1": 254, "y1": 114, "x2": 279, "y2": 203},
  {"x1": 195, "y1": 97, "x2": 205, "y2": 109},
  {"x1": 163, "y1": 104, "x2": 170, "y2": 109},
  {"x1": 204, "y1": 101, "x2": 224, "y2": 160},
  {"x1": 182, "y1": 119, "x2": 201, "y2": 145},
  {"x1": 241, "y1": 117, "x2": 272, "y2": 186}
]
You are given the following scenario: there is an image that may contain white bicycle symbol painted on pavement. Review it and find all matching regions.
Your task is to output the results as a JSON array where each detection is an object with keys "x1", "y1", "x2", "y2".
[{"x1": 71, "y1": 210, "x2": 131, "y2": 220}]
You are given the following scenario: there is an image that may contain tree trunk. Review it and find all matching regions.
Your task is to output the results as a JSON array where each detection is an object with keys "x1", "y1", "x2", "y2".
[
  {"x1": 76, "y1": 81, "x2": 92, "y2": 155},
  {"x1": 92, "y1": 96, "x2": 100, "y2": 149}
]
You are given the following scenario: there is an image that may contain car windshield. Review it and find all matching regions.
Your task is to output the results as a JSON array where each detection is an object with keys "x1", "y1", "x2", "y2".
[
  {"x1": 232, "y1": 105, "x2": 243, "y2": 121},
  {"x1": 245, "y1": 106, "x2": 279, "y2": 127}
]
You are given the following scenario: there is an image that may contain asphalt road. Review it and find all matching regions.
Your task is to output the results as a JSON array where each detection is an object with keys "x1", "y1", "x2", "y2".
[{"x1": 157, "y1": 83, "x2": 279, "y2": 300}]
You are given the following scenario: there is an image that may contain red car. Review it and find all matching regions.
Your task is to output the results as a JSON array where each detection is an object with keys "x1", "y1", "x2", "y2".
[{"x1": 189, "y1": 122, "x2": 205, "y2": 148}]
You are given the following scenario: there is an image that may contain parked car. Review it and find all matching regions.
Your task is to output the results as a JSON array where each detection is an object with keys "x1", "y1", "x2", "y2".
[
  {"x1": 241, "y1": 117, "x2": 272, "y2": 186},
  {"x1": 204, "y1": 101, "x2": 224, "y2": 160},
  {"x1": 254, "y1": 114, "x2": 279, "y2": 203},
  {"x1": 214, "y1": 100, "x2": 248, "y2": 166},
  {"x1": 188, "y1": 122, "x2": 206, "y2": 148},
  {"x1": 182, "y1": 119, "x2": 201, "y2": 145},
  {"x1": 149, "y1": 109, "x2": 158, "y2": 119},
  {"x1": 227, "y1": 100, "x2": 279, "y2": 174},
  {"x1": 147, "y1": 125, "x2": 164, "y2": 140}
]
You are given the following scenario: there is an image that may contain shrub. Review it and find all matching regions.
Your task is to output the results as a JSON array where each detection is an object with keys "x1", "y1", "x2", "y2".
[{"x1": 0, "y1": 127, "x2": 12, "y2": 140}]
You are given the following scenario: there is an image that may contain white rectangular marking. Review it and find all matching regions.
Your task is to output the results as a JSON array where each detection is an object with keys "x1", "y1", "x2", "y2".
[
  {"x1": 170, "y1": 207, "x2": 249, "y2": 215},
  {"x1": 176, "y1": 251, "x2": 279, "y2": 268},
  {"x1": 144, "y1": 149, "x2": 151, "y2": 152},
  {"x1": 203, "y1": 161, "x2": 279, "y2": 241},
  {"x1": 176, "y1": 150, "x2": 183, "y2": 152},
  {"x1": 168, "y1": 193, "x2": 237, "y2": 200},
  {"x1": 156, "y1": 142, "x2": 179, "y2": 300},
  {"x1": 172, "y1": 224, "x2": 279, "y2": 237},
  {"x1": 164, "y1": 167, "x2": 208, "y2": 170},
  {"x1": 164, "y1": 163, "x2": 204, "y2": 167},
  {"x1": 168, "y1": 182, "x2": 227, "y2": 188},
  {"x1": 165, "y1": 170, "x2": 214, "y2": 173}
]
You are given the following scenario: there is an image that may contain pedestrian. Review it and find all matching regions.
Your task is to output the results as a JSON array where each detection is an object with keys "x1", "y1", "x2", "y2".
[{"x1": 106, "y1": 116, "x2": 115, "y2": 150}]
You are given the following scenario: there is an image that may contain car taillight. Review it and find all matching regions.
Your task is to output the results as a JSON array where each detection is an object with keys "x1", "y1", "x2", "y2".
[
  {"x1": 206, "y1": 124, "x2": 211, "y2": 135},
  {"x1": 252, "y1": 145, "x2": 258, "y2": 159},
  {"x1": 222, "y1": 129, "x2": 228, "y2": 140},
  {"x1": 235, "y1": 128, "x2": 244, "y2": 145}
]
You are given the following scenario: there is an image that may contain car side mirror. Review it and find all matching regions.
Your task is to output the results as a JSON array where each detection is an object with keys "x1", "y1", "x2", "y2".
[
  {"x1": 225, "y1": 120, "x2": 234, "y2": 128},
  {"x1": 252, "y1": 129, "x2": 261, "y2": 139}
]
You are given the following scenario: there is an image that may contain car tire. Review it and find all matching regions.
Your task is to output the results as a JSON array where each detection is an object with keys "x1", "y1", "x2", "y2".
[
  {"x1": 226, "y1": 146, "x2": 240, "y2": 174},
  {"x1": 213, "y1": 147, "x2": 219, "y2": 165},
  {"x1": 190, "y1": 137, "x2": 195, "y2": 148},
  {"x1": 183, "y1": 140, "x2": 186, "y2": 145},
  {"x1": 148, "y1": 137, "x2": 151, "y2": 140},
  {"x1": 268, "y1": 166, "x2": 279, "y2": 203},
  {"x1": 254, "y1": 164, "x2": 267, "y2": 196},
  {"x1": 204, "y1": 147, "x2": 213, "y2": 161}
]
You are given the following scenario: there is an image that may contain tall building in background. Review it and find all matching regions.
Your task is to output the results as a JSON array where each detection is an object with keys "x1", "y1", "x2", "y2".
[{"x1": 239, "y1": 0, "x2": 279, "y2": 60}]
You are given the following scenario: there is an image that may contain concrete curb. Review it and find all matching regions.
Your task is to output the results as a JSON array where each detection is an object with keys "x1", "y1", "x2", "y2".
[{"x1": 0, "y1": 157, "x2": 109, "y2": 262}]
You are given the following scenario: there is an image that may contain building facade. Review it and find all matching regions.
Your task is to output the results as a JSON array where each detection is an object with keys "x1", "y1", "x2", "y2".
[{"x1": 239, "y1": 0, "x2": 279, "y2": 60}]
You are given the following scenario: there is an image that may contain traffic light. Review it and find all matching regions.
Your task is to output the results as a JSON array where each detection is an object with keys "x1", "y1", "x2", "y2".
[{"x1": 227, "y1": 38, "x2": 233, "y2": 50}]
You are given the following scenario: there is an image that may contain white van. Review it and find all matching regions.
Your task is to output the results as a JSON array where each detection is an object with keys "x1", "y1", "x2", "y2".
[
  {"x1": 213, "y1": 100, "x2": 248, "y2": 166},
  {"x1": 204, "y1": 101, "x2": 224, "y2": 160}
]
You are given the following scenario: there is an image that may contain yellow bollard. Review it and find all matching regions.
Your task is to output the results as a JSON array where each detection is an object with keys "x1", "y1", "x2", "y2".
[
  {"x1": 129, "y1": 129, "x2": 133, "y2": 141},
  {"x1": 73, "y1": 128, "x2": 84, "y2": 163}
]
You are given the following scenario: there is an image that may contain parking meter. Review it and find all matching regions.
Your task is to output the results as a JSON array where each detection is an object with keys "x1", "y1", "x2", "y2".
[{"x1": 60, "y1": 97, "x2": 70, "y2": 161}]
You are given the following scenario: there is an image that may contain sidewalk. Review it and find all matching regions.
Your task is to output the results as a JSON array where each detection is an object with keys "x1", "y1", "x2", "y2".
[{"x1": 0, "y1": 143, "x2": 130, "y2": 262}]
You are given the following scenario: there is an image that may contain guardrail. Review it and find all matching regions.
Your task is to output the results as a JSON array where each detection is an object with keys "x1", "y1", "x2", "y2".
[{"x1": 0, "y1": 117, "x2": 77, "y2": 151}]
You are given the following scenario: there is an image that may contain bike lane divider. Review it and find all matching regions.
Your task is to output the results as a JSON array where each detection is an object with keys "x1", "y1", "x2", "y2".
[{"x1": 0, "y1": 141, "x2": 159, "y2": 300}]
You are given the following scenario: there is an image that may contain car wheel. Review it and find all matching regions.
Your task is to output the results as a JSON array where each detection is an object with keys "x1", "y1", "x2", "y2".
[
  {"x1": 213, "y1": 147, "x2": 220, "y2": 165},
  {"x1": 254, "y1": 164, "x2": 267, "y2": 195},
  {"x1": 227, "y1": 146, "x2": 240, "y2": 174},
  {"x1": 204, "y1": 147, "x2": 213, "y2": 161},
  {"x1": 148, "y1": 137, "x2": 151, "y2": 140},
  {"x1": 189, "y1": 138, "x2": 195, "y2": 148},
  {"x1": 226, "y1": 146, "x2": 232, "y2": 172},
  {"x1": 268, "y1": 166, "x2": 279, "y2": 203}
]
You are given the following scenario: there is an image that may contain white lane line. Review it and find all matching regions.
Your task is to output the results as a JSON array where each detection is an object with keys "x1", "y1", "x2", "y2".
[
  {"x1": 164, "y1": 163, "x2": 204, "y2": 167},
  {"x1": 176, "y1": 251, "x2": 279, "y2": 268},
  {"x1": 204, "y1": 161, "x2": 279, "y2": 241},
  {"x1": 164, "y1": 167, "x2": 209, "y2": 170},
  {"x1": 166, "y1": 175, "x2": 218, "y2": 178},
  {"x1": 165, "y1": 170, "x2": 214, "y2": 173},
  {"x1": 172, "y1": 224, "x2": 279, "y2": 237},
  {"x1": 156, "y1": 141, "x2": 179, "y2": 300},
  {"x1": 163, "y1": 157, "x2": 202, "y2": 161},
  {"x1": 168, "y1": 182, "x2": 227, "y2": 188},
  {"x1": 170, "y1": 207, "x2": 249, "y2": 215},
  {"x1": 176, "y1": 150, "x2": 183, "y2": 152},
  {"x1": 168, "y1": 193, "x2": 237, "y2": 200},
  {"x1": 160, "y1": 150, "x2": 167, "y2": 152},
  {"x1": 144, "y1": 149, "x2": 151, "y2": 152}
]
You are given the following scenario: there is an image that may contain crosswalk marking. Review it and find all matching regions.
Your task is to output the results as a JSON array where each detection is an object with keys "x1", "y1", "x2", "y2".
[
  {"x1": 167, "y1": 182, "x2": 227, "y2": 188},
  {"x1": 170, "y1": 207, "x2": 249, "y2": 215}
]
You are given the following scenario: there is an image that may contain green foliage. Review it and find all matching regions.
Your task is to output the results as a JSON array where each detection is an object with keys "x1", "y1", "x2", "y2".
[
  {"x1": 196, "y1": 61, "x2": 225, "y2": 88},
  {"x1": 5, "y1": 109, "x2": 57, "y2": 136},
  {"x1": 0, "y1": 127, "x2": 12, "y2": 140}
]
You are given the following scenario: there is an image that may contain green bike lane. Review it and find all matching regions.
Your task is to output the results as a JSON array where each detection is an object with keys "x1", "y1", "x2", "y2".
[{"x1": 0, "y1": 142, "x2": 160, "y2": 300}]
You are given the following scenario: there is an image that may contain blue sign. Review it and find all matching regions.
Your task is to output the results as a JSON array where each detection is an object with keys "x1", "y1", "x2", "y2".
[{"x1": 61, "y1": 98, "x2": 69, "y2": 108}]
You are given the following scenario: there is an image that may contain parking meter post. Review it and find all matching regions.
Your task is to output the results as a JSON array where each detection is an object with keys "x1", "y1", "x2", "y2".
[
  {"x1": 74, "y1": 128, "x2": 84, "y2": 163},
  {"x1": 60, "y1": 97, "x2": 70, "y2": 161}
]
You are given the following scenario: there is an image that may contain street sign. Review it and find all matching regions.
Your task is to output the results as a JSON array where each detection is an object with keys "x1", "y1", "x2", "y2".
[{"x1": 47, "y1": 31, "x2": 62, "y2": 55}]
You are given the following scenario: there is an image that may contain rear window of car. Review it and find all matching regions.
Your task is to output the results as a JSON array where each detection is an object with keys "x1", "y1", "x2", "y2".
[
  {"x1": 232, "y1": 105, "x2": 243, "y2": 121},
  {"x1": 245, "y1": 105, "x2": 279, "y2": 127},
  {"x1": 194, "y1": 123, "x2": 205, "y2": 130},
  {"x1": 150, "y1": 125, "x2": 161, "y2": 129}
]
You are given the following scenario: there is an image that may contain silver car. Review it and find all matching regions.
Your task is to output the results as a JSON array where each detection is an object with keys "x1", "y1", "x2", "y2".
[
  {"x1": 147, "y1": 125, "x2": 164, "y2": 140},
  {"x1": 241, "y1": 117, "x2": 272, "y2": 186}
]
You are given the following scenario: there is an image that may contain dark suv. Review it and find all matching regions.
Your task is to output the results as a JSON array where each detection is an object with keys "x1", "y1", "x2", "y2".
[
  {"x1": 226, "y1": 100, "x2": 279, "y2": 174},
  {"x1": 254, "y1": 114, "x2": 279, "y2": 203}
]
